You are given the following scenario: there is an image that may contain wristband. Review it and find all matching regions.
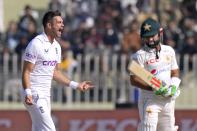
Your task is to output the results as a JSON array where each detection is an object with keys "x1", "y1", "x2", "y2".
[
  {"x1": 24, "y1": 88, "x2": 32, "y2": 96},
  {"x1": 170, "y1": 77, "x2": 181, "y2": 89},
  {"x1": 69, "y1": 81, "x2": 79, "y2": 89}
]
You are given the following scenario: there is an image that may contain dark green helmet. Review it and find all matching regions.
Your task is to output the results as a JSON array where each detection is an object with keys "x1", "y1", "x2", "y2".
[{"x1": 140, "y1": 18, "x2": 160, "y2": 38}]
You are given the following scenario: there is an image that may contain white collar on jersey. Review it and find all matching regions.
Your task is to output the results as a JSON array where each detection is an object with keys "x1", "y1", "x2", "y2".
[{"x1": 42, "y1": 32, "x2": 57, "y2": 43}]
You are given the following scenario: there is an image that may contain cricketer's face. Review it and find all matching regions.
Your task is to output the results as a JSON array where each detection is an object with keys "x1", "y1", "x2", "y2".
[
  {"x1": 51, "y1": 16, "x2": 64, "y2": 38},
  {"x1": 142, "y1": 33, "x2": 160, "y2": 48}
]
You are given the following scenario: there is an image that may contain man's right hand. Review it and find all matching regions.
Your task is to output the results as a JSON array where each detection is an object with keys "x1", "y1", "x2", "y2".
[
  {"x1": 154, "y1": 85, "x2": 168, "y2": 96},
  {"x1": 25, "y1": 95, "x2": 33, "y2": 105}
]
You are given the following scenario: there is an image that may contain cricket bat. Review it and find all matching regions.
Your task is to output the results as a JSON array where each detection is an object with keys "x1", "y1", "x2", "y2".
[{"x1": 128, "y1": 61, "x2": 167, "y2": 90}]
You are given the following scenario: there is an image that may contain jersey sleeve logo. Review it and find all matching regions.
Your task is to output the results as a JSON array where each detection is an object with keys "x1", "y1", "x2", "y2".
[{"x1": 25, "y1": 52, "x2": 36, "y2": 60}]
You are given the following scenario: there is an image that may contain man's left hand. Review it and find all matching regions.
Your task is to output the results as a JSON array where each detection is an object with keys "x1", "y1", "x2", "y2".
[
  {"x1": 163, "y1": 85, "x2": 180, "y2": 99},
  {"x1": 163, "y1": 85, "x2": 176, "y2": 97},
  {"x1": 78, "y1": 81, "x2": 94, "y2": 91},
  {"x1": 154, "y1": 85, "x2": 168, "y2": 96}
]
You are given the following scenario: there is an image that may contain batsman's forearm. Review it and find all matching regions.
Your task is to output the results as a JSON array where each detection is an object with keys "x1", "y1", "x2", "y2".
[
  {"x1": 171, "y1": 69, "x2": 180, "y2": 78},
  {"x1": 130, "y1": 75, "x2": 152, "y2": 91},
  {"x1": 170, "y1": 69, "x2": 181, "y2": 88}
]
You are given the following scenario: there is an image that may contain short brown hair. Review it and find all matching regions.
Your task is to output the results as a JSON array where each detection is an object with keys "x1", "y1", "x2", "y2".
[{"x1": 42, "y1": 10, "x2": 61, "y2": 28}]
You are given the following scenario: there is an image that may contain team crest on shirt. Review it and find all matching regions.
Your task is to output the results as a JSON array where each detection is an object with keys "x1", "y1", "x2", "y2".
[
  {"x1": 164, "y1": 55, "x2": 171, "y2": 63},
  {"x1": 166, "y1": 56, "x2": 171, "y2": 62}
]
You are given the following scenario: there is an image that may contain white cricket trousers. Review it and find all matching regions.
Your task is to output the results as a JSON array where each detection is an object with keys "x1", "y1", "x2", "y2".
[
  {"x1": 138, "y1": 92, "x2": 177, "y2": 131},
  {"x1": 23, "y1": 95, "x2": 56, "y2": 131}
]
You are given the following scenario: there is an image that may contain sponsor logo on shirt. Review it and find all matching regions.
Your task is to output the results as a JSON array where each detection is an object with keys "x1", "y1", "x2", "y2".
[
  {"x1": 25, "y1": 53, "x2": 36, "y2": 60},
  {"x1": 151, "y1": 69, "x2": 157, "y2": 74},
  {"x1": 150, "y1": 66, "x2": 170, "y2": 75},
  {"x1": 43, "y1": 60, "x2": 57, "y2": 66},
  {"x1": 146, "y1": 58, "x2": 159, "y2": 64},
  {"x1": 146, "y1": 55, "x2": 171, "y2": 65}
]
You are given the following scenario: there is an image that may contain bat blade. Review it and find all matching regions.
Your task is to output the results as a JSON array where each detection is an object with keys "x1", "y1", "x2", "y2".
[{"x1": 128, "y1": 61, "x2": 166, "y2": 90}]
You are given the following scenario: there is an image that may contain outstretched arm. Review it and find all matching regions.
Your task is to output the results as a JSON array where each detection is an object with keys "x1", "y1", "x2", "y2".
[
  {"x1": 53, "y1": 64, "x2": 71, "y2": 86},
  {"x1": 53, "y1": 64, "x2": 94, "y2": 91}
]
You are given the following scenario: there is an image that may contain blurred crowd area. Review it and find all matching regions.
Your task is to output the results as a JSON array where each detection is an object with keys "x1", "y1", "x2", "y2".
[{"x1": 0, "y1": 0, "x2": 196, "y2": 72}]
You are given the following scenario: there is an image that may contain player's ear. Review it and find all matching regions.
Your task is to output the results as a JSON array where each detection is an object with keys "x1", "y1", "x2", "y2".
[
  {"x1": 159, "y1": 27, "x2": 163, "y2": 42},
  {"x1": 47, "y1": 22, "x2": 52, "y2": 29},
  {"x1": 159, "y1": 28, "x2": 163, "y2": 35}
]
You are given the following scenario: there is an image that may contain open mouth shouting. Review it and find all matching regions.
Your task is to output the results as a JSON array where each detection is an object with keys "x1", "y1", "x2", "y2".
[{"x1": 57, "y1": 27, "x2": 64, "y2": 37}]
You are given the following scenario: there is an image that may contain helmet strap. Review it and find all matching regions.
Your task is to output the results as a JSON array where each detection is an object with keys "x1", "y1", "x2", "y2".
[
  {"x1": 159, "y1": 28, "x2": 163, "y2": 43},
  {"x1": 155, "y1": 42, "x2": 161, "y2": 59},
  {"x1": 156, "y1": 50, "x2": 159, "y2": 59}
]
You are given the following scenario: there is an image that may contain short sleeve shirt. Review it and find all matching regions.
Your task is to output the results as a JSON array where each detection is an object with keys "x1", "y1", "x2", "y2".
[
  {"x1": 24, "y1": 32, "x2": 61, "y2": 97},
  {"x1": 131, "y1": 44, "x2": 178, "y2": 84}
]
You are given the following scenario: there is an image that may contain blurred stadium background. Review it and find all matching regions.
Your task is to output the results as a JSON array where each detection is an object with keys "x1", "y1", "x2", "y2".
[{"x1": 0, "y1": 0, "x2": 197, "y2": 131}]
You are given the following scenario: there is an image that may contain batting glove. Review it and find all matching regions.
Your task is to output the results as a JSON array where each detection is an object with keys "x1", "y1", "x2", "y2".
[
  {"x1": 162, "y1": 85, "x2": 177, "y2": 97},
  {"x1": 171, "y1": 88, "x2": 180, "y2": 100},
  {"x1": 154, "y1": 85, "x2": 168, "y2": 96}
]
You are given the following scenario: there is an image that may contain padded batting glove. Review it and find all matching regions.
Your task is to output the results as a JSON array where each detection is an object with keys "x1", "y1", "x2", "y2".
[
  {"x1": 154, "y1": 85, "x2": 168, "y2": 96},
  {"x1": 171, "y1": 88, "x2": 180, "y2": 100},
  {"x1": 163, "y1": 85, "x2": 177, "y2": 97},
  {"x1": 162, "y1": 85, "x2": 180, "y2": 100}
]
